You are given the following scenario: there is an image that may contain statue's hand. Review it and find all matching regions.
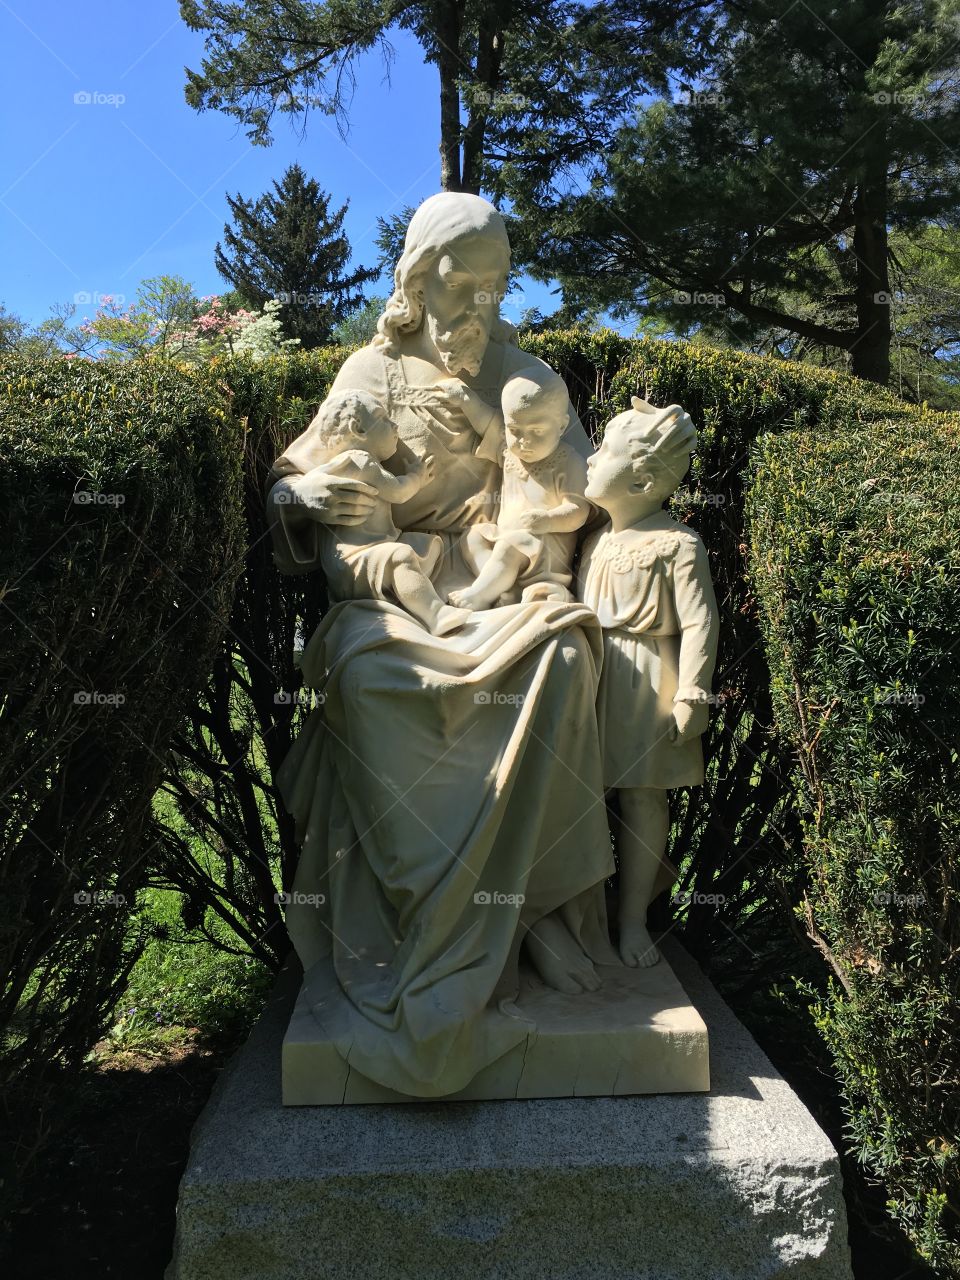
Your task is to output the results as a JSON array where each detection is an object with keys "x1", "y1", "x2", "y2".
[
  {"x1": 407, "y1": 453, "x2": 437, "y2": 484},
  {"x1": 434, "y1": 377, "x2": 470, "y2": 406},
  {"x1": 433, "y1": 378, "x2": 498, "y2": 438},
  {"x1": 516, "y1": 508, "x2": 550, "y2": 532},
  {"x1": 671, "y1": 700, "x2": 709, "y2": 743},
  {"x1": 279, "y1": 467, "x2": 378, "y2": 527},
  {"x1": 419, "y1": 384, "x2": 467, "y2": 435}
]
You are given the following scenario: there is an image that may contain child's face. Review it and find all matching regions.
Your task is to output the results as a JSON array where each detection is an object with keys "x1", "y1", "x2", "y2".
[
  {"x1": 362, "y1": 404, "x2": 399, "y2": 461},
  {"x1": 503, "y1": 399, "x2": 566, "y2": 464},
  {"x1": 585, "y1": 418, "x2": 653, "y2": 508}
]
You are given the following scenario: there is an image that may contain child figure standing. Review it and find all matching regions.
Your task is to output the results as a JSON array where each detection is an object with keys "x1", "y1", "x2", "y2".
[{"x1": 579, "y1": 398, "x2": 719, "y2": 968}]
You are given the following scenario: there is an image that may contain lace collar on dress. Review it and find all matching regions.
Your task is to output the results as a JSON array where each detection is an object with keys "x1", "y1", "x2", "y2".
[{"x1": 592, "y1": 527, "x2": 681, "y2": 572}]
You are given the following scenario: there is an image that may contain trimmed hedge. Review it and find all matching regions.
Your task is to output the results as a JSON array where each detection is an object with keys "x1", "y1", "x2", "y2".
[
  {"x1": 152, "y1": 350, "x2": 342, "y2": 969},
  {"x1": 749, "y1": 411, "x2": 960, "y2": 1270},
  {"x1": 0, "y1": 353, "x2": 243, "y2": 1201}
]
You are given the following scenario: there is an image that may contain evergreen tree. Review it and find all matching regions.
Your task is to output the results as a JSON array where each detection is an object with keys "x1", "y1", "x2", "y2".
[
  {"x1": 214, "y1": 165, "x2": 377, "y2": 348},
  {"x1": 180, "y1": 1, "x2": 701, "y2": 195},
  {"x1": 502, "y1": 0, "x2": 960, "y2": 385}
]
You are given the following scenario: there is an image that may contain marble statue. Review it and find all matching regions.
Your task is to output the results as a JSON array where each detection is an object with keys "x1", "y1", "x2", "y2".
[
  {"x1": 446, "y1": 362, "x2": 590, "y2": 609},
  {"x1": 279, "y1": 387, "x2": 469, "y2": 635},
  {"x1": 267, "y1": 194, "x2": 718, "y2": 1101},
  {"x1": 579, "y1": 398, "x2": 719, "y2": 969}
]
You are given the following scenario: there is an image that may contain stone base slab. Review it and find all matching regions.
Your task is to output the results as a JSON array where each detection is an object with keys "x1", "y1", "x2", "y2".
[
  {"x1": 166, "y1": 939, "x2": 854, "y2": 1279},
  {"x1": 283, "y1": 952, "x2": 710, "y2": 1104}
]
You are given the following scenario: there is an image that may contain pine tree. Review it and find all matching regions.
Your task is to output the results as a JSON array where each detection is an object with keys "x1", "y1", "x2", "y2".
[
  {"x1": 502, "y1": 0, "x2": 960, "y2": 386},
  {"x1": 181, "y1": 1, "x2": 699, "y2": 196},
  {"x1": 214, "y1": 165, "x2": 377, "y2": 348}
]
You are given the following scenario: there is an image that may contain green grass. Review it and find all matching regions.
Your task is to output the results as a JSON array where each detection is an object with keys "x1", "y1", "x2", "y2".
[{"x1": 93, "y1": 884, "x2": 273, "y2": 1062}]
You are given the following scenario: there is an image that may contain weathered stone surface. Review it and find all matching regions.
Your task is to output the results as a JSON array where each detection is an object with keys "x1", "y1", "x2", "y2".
[
  {"x1": 283, "y1": 950, "x2": 709, "y2": 1104},
  {"x1": 166, "y1": 940, "x2": 854, "y2": 1279}
]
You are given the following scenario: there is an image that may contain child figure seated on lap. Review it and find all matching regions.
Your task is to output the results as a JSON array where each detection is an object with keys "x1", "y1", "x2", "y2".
[
  {"x1": 441, "y1": 364, "x2": 591, "y2": 610},
  {"x1": 294, "y1": 389, "x2": 470, "y2": 636}
]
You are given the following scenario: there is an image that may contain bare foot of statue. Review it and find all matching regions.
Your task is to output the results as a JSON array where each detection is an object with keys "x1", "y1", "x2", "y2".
[
  {"x1": 618, "y1": 920, "x2": 661, "y2": 968},
  {"x1": 448, "y1": 586, "x2": 496, "y2": 611},
  {"x1": 430, "y1": 604, "x2": 472, "y2": 635},
  {"x1": 525, "y1": 914, "x2": 601, "y2": 994}
]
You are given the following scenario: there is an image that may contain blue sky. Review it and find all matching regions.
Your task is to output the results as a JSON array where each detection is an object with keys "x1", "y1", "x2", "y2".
[{"x1": 0, "y1": 1, "x2": 563, "y2": 329}]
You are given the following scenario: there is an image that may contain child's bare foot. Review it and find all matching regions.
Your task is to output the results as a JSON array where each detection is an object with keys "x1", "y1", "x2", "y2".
[
  {"x1": 430, "y1": 604, "x2": 471, "y2": 635},
  {"x1": 448, "y1": 586, "x2": 495, "y2": 611},
  {"x1": 619, "y1": 921, "x2": 660, "y2": 968},
  {"x1": 526, "y1": 915, "x2": 601, "y2": 993}
]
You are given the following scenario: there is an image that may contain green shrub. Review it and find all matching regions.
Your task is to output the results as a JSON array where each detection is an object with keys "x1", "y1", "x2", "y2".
[
  {"x1": 153, "y1": 350, "x2": 343, "y2": 968},
  {"x1": 748, "y1": 410, "x2": 960, "y2": 1271},
  {"x1": 0, "y1": 352, "x2": 243, "y2": 1201}
]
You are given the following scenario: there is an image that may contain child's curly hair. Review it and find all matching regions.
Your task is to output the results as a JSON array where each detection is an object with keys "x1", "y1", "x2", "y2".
[{"x1": 307, "y1": 389, "x2": 387, "y2": 461}]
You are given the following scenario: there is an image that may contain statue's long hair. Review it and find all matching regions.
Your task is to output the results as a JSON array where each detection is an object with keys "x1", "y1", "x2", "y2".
[{"x1": 372, "y1": 193, "x2": 517, "y2": 353}]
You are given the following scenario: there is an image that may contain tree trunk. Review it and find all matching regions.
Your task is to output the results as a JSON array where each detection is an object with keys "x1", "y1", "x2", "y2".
[
  {"x1": 462, "y1": 15, "x2": 504, "y2": 195},
  {"x1": 435, "y1": 0, "x2": 464, "y2": 192},
  {"x1": 850, "y1": 153, "x2": 891, "y2": 384}
]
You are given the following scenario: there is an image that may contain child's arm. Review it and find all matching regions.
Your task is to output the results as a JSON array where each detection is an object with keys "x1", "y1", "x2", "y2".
[
  {"x1": 434, "y1": 378, "x2": 503, "y2": 461},
  {"x1": 368, "y1": 454, "x2": 436, "y2": 504},
  {"x1": 671, "y1": 535, "x2": 720, "y2": 742},
  {"x1": 434, "y1": 378, "x2": 498, "y2": 436},
  {"x1": 516, "y1": 449, "x2": 592, "y2": 533}
]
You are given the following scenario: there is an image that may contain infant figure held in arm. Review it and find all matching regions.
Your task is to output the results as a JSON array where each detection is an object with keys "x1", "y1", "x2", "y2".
[{"x1": 294, "y1": 388, "x2": 471, "y2": 636}]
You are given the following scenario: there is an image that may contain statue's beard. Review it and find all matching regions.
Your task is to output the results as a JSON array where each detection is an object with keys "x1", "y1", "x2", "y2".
[{"x1": 426, "y1": 312, "x2": 489, "y2": 376}]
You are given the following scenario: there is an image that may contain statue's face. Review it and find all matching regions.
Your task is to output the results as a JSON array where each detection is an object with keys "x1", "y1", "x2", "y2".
[
  {"x1": 503, "y1": 399, "x2": 567, "y2": 464},
  {"x1": 362, "y1": 404, "x2": 399, "y2": 462},
  {"x1": 418, "y1": 232, "x2": 507, "y2": 376},
  {"x1": 584, "y1": 419, "x2": 651, "y2": 508}
]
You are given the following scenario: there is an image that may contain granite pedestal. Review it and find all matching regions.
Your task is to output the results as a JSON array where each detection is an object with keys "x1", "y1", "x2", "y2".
[{"x1": 166, "y1": 939, "x2": 854, "y2": 1279}]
